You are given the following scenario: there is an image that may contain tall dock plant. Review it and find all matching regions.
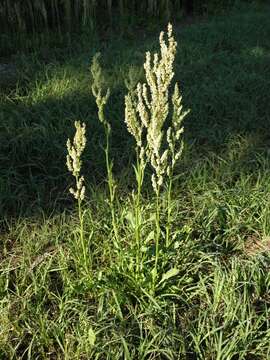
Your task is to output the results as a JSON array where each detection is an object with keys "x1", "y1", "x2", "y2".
[
  {"x1": 90, "y1": 54, "x2": 119, "y2": 250},
  {"x1": 66, "y1": 121, "x2": 89, "y2": 271},
  {"x1": 125, "y1": 24, "x2": 190, "y2": 291}
]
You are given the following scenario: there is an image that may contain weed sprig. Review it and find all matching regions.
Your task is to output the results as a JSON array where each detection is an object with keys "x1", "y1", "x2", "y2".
[
  {"x1": 90, "y1": 53, "x2": 119, "y2": 249},
  {"x1": 66, "y1": 120, "x2": 89, "y2": 270},
  {"x1": 125, "y1": 24, "x2": 190, "y2": 290}
]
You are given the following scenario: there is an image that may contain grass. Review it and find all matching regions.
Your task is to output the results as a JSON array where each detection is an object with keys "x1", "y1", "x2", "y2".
[
  {"x1": 0, "y1": 0, "x2": 256, "y2": 47},
  {"x1": 1, "y1": 3, "x2": 270, "y2": 359}
]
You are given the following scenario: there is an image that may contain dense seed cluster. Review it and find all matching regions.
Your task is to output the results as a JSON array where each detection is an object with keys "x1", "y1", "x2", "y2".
[
  {"x1": 91, "y1": 53, "x2": 111, "y2": 127},
  {"x1": 66, "y1": 121, "x2": 86, "y2": 201},
  {"x1": 125, "y1": 24, "x2": 190, "y2": 194}
]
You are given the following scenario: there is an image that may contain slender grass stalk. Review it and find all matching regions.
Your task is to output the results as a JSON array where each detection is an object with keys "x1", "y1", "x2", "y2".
[
  {"x1": 14, "y1": 2, "x2": 25, "y2": 32},
  {"x1": 104, "y1": 122, "x2": 119, "y2": 248},
  {"x1": 165, "y1": 177, "x2": 173, "y2": 248},
  {"x1": 64, "y1": 0, "x2": 71, "y2": 31},
  {"x1": 165, "y1": 83, "x2": 190, "y2": 248},
  {"x1": 125, "y1": 87, "x2": 146, "y2": 276},
  {"x1": 133, "y1": 150, "x2": 147, "y2": 276},
  {"x1": 54, "y1": 0, "x2": 62, "y2": 37},
  {"x1": 78, "y1": 194, "x2": 87, "y2": 269},
  {"x1": 107, "y1": 0, "x2": 112, "y2": 22},
  {"x1": 152, "y1": 184, "x2": 161, "y2": 291},
  {"x1": 27, "y1": 0, "x2": 35, "y2": 32},
  {"x1": 91, "y1": 54, "x2": 119, "y2": 249},
  {"x1": 1, "y1": 1, "x2": 247, "y2": 37}
]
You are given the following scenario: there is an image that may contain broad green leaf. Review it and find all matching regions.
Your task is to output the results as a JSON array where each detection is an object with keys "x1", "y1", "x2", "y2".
[{"x1": 159, "y1": 268, "x2": 179, "y2": 285}]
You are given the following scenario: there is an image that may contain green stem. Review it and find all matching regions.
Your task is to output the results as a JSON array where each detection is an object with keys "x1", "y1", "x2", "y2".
[
  {"x1": 134, "y1": 151, "x2": 144, "y2": 276},
  {"x1": 165, "y1": 177, "x2": 173, "y2": 248},
  {"x1": 152, "y1": 185, "x2": 161, "y2": 292},
  {"x1": 78, "y1": 195, "x2": 87, "y2": 271},
  {"x1": 105, "y1": 125, "x2": 119, "y2": 248}
]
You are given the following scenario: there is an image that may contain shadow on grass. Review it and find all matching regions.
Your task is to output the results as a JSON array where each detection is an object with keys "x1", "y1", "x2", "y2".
[{"x1": 1, "y1": 3, "x2": 270, "y2": 220}]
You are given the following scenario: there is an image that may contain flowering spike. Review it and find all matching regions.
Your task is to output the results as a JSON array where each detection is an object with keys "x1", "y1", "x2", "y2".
[
  {"x1": 66, "y1": 121, "x2": 86, "y2": 201},
  {"x1": 125, "y1": 23, "x2": 189, "y2": 194}
]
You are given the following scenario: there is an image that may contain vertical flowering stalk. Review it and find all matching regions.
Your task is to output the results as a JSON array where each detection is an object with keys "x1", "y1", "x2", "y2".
[
  {"x1": 90, "y1": 54, "x2": 119, "y2": 248},
  {"x1": 125, "y1": 24, "x2": 190, "y2": 291},
  {"x1": 66, "y1": 121, "x2": 88, "y2": 269},
  {"x1": 125, "y1": 92, "x2": 146, "y2": 275},
  {"x1": 165, "y1": 83, "x2": 190, "y2": 248}
]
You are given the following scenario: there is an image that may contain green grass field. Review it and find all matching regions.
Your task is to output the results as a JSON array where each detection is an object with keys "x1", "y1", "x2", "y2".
[{"x1": 1, "y1": 3, "x2": 270, "y2": 359}]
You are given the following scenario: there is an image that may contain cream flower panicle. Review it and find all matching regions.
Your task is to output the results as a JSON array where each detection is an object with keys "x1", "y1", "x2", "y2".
[
  {"x1": 125, "y1": 23, "x2": 190, "y2": 194},
  {"x1": 66, "y1": 121, "x2": 86, "y2": 201},
  {"x1": 91, "y1": 53, "x2": 111, "y2": 126}
]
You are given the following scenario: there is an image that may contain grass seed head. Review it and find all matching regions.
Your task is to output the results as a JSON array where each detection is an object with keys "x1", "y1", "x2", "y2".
[
  {"x1": 66, "y1": 121, "x2": 86, "y2": 201},
  {"x1": 125, "y1": 23, "x2": 190, "y2": 193},
  {"x1": 91, "y1": 53, "x2": 110, "y2": 126}
]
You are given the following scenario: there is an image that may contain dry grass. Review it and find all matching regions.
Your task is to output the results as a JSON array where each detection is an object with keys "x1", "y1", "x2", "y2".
[{"x1": 244, "y1": 235, "x2": 270, "y2": 256}]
